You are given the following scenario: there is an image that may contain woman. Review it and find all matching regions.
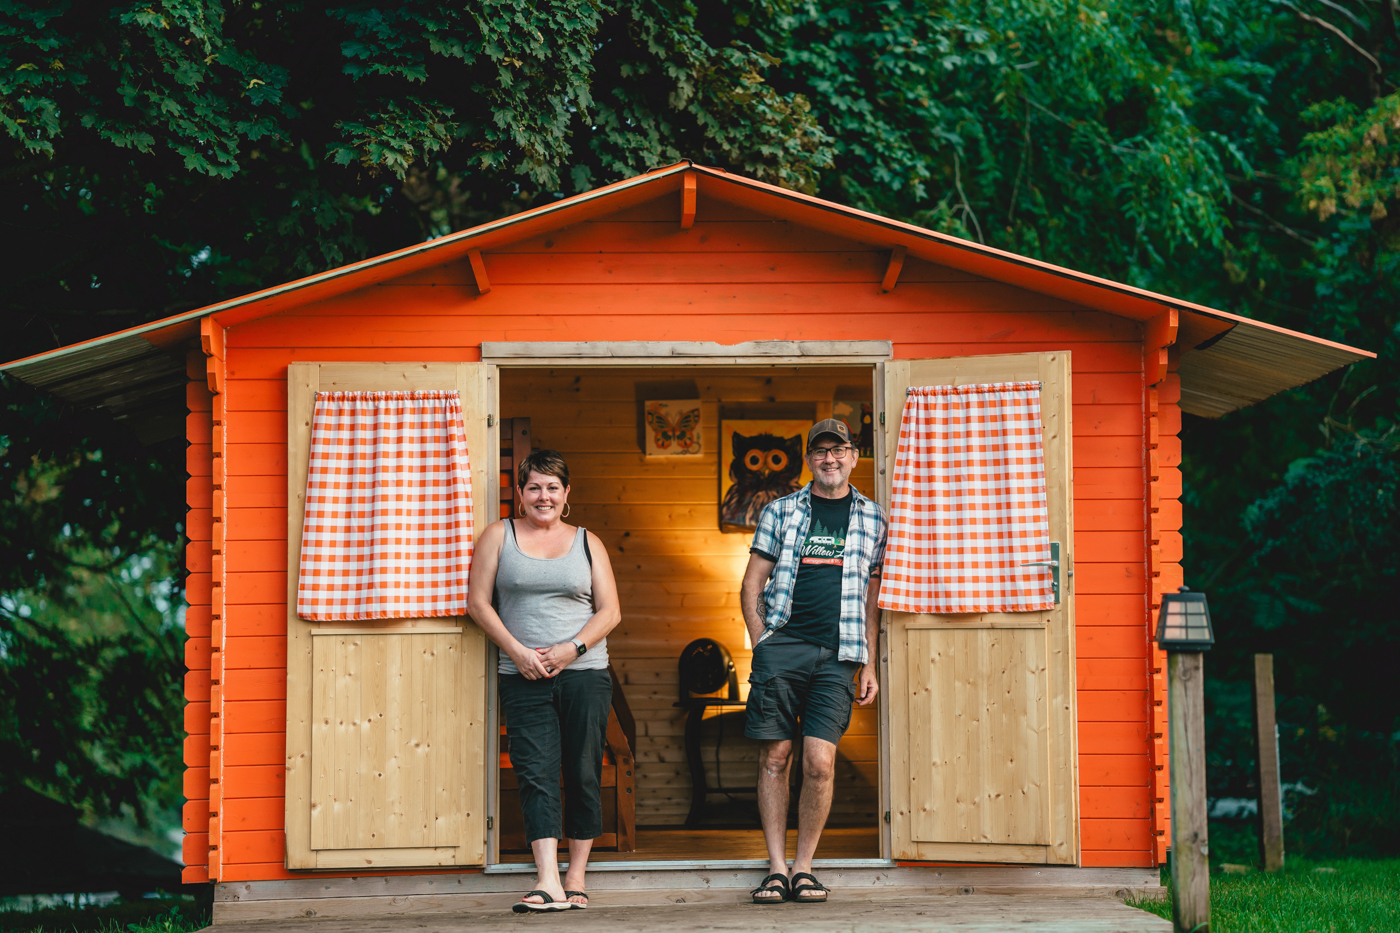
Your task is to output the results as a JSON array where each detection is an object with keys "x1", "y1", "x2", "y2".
[{"x1": 467, "y1": 450, "x2": 621, "y2": 913}]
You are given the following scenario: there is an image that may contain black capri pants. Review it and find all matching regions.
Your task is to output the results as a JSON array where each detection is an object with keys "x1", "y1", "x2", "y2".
[{"x1": 499, "y1": 668, "x2": 612, "y2": 843}]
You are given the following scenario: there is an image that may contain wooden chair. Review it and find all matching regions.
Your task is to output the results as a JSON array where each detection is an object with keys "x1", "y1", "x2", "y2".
[{"x1": 497, "y1": 662, "x2": 636, "y2": 852}]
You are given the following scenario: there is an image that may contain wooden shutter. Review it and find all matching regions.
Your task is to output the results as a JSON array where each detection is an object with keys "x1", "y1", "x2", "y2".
[
  {"x1": 284, "y1": 363, "x2": 493, "y2": 869},
  {"x1": 882, "y1": 352, "x2": 1079, "y2": 865}
]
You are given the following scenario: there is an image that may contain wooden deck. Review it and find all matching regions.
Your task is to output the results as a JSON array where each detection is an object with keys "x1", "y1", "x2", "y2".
[
  {"x1": 204, "y1": 893, "x2": 1171, "y2": 931},
  {"x1": 212, "y1": 864, "x2": 1164, "y2": 925},
  {"x1": 498, "y1": 826, "x2": 880, "y2": 863}
]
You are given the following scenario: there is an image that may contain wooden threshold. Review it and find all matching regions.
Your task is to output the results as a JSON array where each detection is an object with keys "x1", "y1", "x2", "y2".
[
  {"x1": 213, "y1": 866, "x2": 1164, "y2": 923},
  {"x1": 495, "y1": 826, "x2": 879, "y2": 866}
]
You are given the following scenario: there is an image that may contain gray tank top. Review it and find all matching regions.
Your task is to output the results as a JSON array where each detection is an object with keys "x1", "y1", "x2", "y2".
[{"x1": 494, "y1": 520, "x2": 608, "y2": 675}]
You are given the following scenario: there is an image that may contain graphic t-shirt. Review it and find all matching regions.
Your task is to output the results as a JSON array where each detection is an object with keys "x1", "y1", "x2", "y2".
[{"x1": 773, "y1": 490, "x2": 852, "y2": 650}]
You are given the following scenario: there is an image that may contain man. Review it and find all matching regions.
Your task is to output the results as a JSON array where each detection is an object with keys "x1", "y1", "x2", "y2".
[{"x1": 740, "y1": 418, "x2": 888, "y2": 905}]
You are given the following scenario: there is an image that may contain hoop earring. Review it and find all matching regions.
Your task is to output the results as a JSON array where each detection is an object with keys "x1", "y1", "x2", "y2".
[
  {"x1": 516, "y1": 499, "x2": 524, "y2": 517},
  {"x1": 563, "y1": 502, "x2": 571, "y2": 518}
]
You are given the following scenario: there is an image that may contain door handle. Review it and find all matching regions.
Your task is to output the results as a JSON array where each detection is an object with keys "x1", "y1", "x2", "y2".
[{"x1": 1020, "y1": 541, "x2": 1061, "y2": 604}]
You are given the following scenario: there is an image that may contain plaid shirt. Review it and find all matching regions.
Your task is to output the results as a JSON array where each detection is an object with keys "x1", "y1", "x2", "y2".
[{"x1": 749, "y1": 483, "x2": 888, "y2": 664}]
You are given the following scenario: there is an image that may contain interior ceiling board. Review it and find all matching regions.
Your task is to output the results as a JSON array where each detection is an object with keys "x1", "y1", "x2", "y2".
[
  {"x1": 5, "y1": 334, "x2": 188, "y2": 445},
  {"x1": 1178, "y1": 325, "x2": 1365, "y2": 418}
]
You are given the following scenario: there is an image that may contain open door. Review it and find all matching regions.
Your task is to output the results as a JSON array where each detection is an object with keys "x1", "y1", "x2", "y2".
[
  {"x1": 284, "y1": 363, "x2": 492, "y2": 869},
  {"x1": 882, "y1": 352, "x2": 1078, "y2": 864}
]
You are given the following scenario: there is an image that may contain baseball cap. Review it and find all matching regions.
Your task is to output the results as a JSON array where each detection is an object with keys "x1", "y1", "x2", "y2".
[{"x1": 807, "y1": 418, "x2": 852, "y2": 450}]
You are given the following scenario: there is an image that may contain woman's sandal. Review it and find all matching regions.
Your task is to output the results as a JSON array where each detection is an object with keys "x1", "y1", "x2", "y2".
[
  {"x1": 789, "y1": 872, "x2": 829, "y2": 903},
  {"x1": 511, "y1": 890, "x2": 571, "y2": 913},
  {"x1": 750, "y1": 873, "x2": 790, "y2": 905},
  {"x1": 565, "y1": 891, "x2": 589, "y2": 909}
]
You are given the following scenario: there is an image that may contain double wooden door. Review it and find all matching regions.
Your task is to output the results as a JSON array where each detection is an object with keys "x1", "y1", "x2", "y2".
[
  {"x1": 284, "y1": 363, "x2": 492, "y2": 869},
  {"x1": 881, "y1": 352, "x2": 1079, "y2": 864}
]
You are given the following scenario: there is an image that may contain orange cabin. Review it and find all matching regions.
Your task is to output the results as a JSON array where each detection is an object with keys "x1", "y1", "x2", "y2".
[{"x1": 1, "y1": 162, "x2": 1372, "y2": 918}]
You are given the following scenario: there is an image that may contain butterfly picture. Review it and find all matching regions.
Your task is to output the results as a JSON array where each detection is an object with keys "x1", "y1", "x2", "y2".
[{"x1": 644, "y1": 400, "x2": 703, "y2": 457}]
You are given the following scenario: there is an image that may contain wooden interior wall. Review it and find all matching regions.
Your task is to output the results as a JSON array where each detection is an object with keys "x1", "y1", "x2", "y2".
[
  {"x1": 500, "y1": 366, "x2": 877, "y2": 827},
  {"x1": 206, "y1": 189, "x2": 1159, "y2": 878}
]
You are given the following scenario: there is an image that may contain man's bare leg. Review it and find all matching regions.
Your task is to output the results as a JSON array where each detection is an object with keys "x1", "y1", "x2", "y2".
[
  {"x1": 790, "y1": 736, "x2": 838, "y2": 898},
  {"x1": 522, "y1": 837, "x2": 566, "y2": 906},
  {"x1": 562, "y1": 836, "x2": 594, "y2": 906},
  {"x1": 754, "y1": 739, "x2": 793, "y2": 900}
]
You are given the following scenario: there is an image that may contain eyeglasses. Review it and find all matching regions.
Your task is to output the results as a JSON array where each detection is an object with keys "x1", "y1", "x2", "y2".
[{"x1": 808, "y1": 445, "x2": 855, "y2": 459}]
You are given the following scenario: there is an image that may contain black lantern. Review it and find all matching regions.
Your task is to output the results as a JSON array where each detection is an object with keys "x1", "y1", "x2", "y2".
[{"x1": 1155, "y1": 586, "x2": 1215, "y2": 651}]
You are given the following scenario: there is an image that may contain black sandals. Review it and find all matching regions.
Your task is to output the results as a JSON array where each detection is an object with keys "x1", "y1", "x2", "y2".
[
  {"x1": 750, "y1": 873, "x2": 790, "y2": 904},
  {"x1": 512, "y1": 890, "x2": 571, "y2": 912},
  {"x1": 789, "y1": 872, "x2": 829, "y2": 903},
  {"x1": 565, "y1": 890, "x2": 589, "y2": 909}
]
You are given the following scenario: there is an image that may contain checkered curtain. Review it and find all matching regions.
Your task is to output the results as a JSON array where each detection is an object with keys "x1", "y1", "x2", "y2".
[
  {"x1": 297, "y1": 390, "x2": 474, "y2": 621},
  {"x1": 878, "y1": 381, "x2": 1054, "y2": 614}
]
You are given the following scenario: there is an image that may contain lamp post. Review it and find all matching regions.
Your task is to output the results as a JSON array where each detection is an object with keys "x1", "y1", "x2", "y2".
[{"x1": 1157, "y1": 586, "x2": 1215, "y2": 933}]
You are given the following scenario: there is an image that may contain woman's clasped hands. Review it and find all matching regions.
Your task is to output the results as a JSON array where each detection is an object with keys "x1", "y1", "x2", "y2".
[{"x1": 507, "y1": 642, "x2": 579, "y2": 680}]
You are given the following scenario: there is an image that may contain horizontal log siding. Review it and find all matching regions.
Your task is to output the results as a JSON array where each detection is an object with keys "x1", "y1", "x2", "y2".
[
  {"x1": 206, "y1": 195, "x2": 1156, "y2": 877},
  {"x1": 183, "y1": 351, "x2": 214, "y2": 883}
]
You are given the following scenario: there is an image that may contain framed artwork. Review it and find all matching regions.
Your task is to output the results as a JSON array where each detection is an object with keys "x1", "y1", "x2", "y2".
[
  {"x1": 643, "y1": 399, "x2": 702, "y2": 457},
  {"x1": 832, "y1": 397, "x2": 875, "y2": 458},
  {"x1": 719, "y1": 419, "x2": 813, "y2": 531}
]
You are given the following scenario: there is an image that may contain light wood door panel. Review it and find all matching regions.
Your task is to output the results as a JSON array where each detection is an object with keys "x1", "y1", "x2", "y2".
[
  {"x1": 310, "y1": 632, "x2": 463, "y2": 851},
  {"x1": 906, "y1": 626, "x2": 1048, "y2": 846},
  {"x1": 285, "y1": 362, "x2": 491, "y2": 870},
  {"x1": 884, "y1": 352, "x2": 1078, "y2": 865}
]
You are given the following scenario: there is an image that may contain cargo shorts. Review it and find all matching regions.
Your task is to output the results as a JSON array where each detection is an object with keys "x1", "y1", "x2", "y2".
[{"x1": 744, "y1": 629, "x2": 860, "y2": 746}]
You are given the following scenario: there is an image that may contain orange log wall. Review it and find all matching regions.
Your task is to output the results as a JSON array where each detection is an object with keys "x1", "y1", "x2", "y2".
[
  {"x1": 192, "y1": 194, "x2": 1166, "y2": 879},
  {"x1": 182, "y1": 349, "x2": 215, "y2": 883}
]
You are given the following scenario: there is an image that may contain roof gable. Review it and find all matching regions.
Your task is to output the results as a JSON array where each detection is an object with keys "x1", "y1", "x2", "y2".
[{"x1": 0, "y1": 161, "x2": 1374, "y2": 438}]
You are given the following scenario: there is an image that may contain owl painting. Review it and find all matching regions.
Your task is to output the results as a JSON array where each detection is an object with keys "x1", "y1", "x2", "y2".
[{"x1": 719, "y1": 420, "x2": 813, "y2": 531}]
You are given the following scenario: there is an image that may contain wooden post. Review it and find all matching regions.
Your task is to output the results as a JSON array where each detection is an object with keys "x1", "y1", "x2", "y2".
[
  {"x1": 1253, "y1": 654, "x2": 1285, "y2": 871},
  {"x1": 1169, "y1": 650, "x2": 1210, "y2": 933}
]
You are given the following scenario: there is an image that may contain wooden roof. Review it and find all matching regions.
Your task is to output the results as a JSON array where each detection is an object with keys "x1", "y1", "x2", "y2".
[{"x1": 0, "y1": 161, "x2": 1373, "y2": 439}]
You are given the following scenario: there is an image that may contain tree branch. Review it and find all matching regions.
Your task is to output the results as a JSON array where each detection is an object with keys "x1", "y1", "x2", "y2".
[
  {"x1": 1232, "y1": 194, "x2": 1323, "y2": 248},
  {"x1": 1310, "y1": 0, "x2": 1368, "y2": 29},
  {"x1": 1281, "y1": 1, "x2": 1384, "y2": 72}
]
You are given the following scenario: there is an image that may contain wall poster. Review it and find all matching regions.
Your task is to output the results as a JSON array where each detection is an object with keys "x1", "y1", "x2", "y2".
[{"x1": 719, "y1": 419, "x2": 813, "y2": 531}]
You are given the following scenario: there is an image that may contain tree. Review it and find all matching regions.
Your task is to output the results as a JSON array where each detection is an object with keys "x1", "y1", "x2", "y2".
[{"x1": 2, "y1": 0, "x2": 1396, "y2": 846}]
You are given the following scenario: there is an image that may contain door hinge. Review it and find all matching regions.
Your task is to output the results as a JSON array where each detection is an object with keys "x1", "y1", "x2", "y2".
[
  {"x1": 487, "y1": 816, "x2": 494, "y2": 830},
  {"x1": 880, "y1": 411, "x2": 885, "y2": 425},
  {"x1": 884, "y1": 810, "x2": 891, "y2": 824},
  {"x1": 487, "y1": 414, "x2": 495, "y2": 427}
]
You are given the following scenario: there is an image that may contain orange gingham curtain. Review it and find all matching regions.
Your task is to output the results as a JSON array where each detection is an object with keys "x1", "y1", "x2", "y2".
[
  {"x1": 297, "y1": 390, "x2": 474, "y2": 621},
  {"x1": 878, "y1": 381, "x2": 1054, "y2": 614}
]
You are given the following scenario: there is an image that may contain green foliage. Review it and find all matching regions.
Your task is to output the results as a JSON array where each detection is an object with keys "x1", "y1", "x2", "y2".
[
  {"x1": 1129, "y1": 858, "x2": 1400, "y2": 932},
  {"x1": 1296, "y1": 93, "x2": 1400, "y2": 225},
  {"x1": 0, "y1": 901, "x2": 207, "y2": 933},
  {"x1": 1, "y1": 0, "x2": 1398, "y2": 852},
  {"x1": 768, "y1": 0, "x2": 1240, "y2": 278}
]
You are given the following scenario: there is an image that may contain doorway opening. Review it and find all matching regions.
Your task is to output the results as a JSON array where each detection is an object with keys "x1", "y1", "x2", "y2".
[{"x1": 494, "y1": 364, "x2": 881, "y2": 865}]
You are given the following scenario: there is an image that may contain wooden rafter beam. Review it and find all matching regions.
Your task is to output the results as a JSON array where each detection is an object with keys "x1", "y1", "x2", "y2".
[
  {"x1": 1144, "y1": 308, "x2": 1179, "y2": 386},
  {"x1": 468, "y1": 249, "x2": 491, "y2": 295},
  {"x1": 880, "y1": 245, "x2": 908, "y2": 293},
  {"x1": 680, "y1": 174, "x2": 696, "y2": 229}
]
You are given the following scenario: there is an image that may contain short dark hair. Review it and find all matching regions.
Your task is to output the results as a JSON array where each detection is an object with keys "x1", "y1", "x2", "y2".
[{"x1": 517, "y1": 449, "x2": 570, "y2": 489}]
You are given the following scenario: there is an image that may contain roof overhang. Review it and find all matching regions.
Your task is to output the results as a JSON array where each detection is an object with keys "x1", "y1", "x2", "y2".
[{"x1": 1, "y1": 161, "x2": 1373, "y2": 439}]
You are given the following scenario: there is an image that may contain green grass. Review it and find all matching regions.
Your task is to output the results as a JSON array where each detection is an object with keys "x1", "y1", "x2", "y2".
[
  {"x1": 1129, "y1": 858, "x2": 1400, "y2": 933},
  {"x1": 0, "y1": 901, "x2": 208, "y2": 933}
]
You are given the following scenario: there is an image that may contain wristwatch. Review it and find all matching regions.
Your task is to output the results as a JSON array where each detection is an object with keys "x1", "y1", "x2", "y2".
[{"x1": 572, "y1": 638, "x2": 587, "y2": 657}]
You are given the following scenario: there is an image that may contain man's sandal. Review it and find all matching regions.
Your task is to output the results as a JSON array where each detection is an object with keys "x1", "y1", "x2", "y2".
[
  {"x1": 511, "y1": 890, "x2": 571, "y2": 913},
  {"x1": 789, "y1": 872, "x2": 829, "y2": 903},
  {"x1": 750, "y1": 873, "x2": 790, "y2": 904},
  {"x1": 565, "y1": 891, "x2": 589, "y2": 909}
]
